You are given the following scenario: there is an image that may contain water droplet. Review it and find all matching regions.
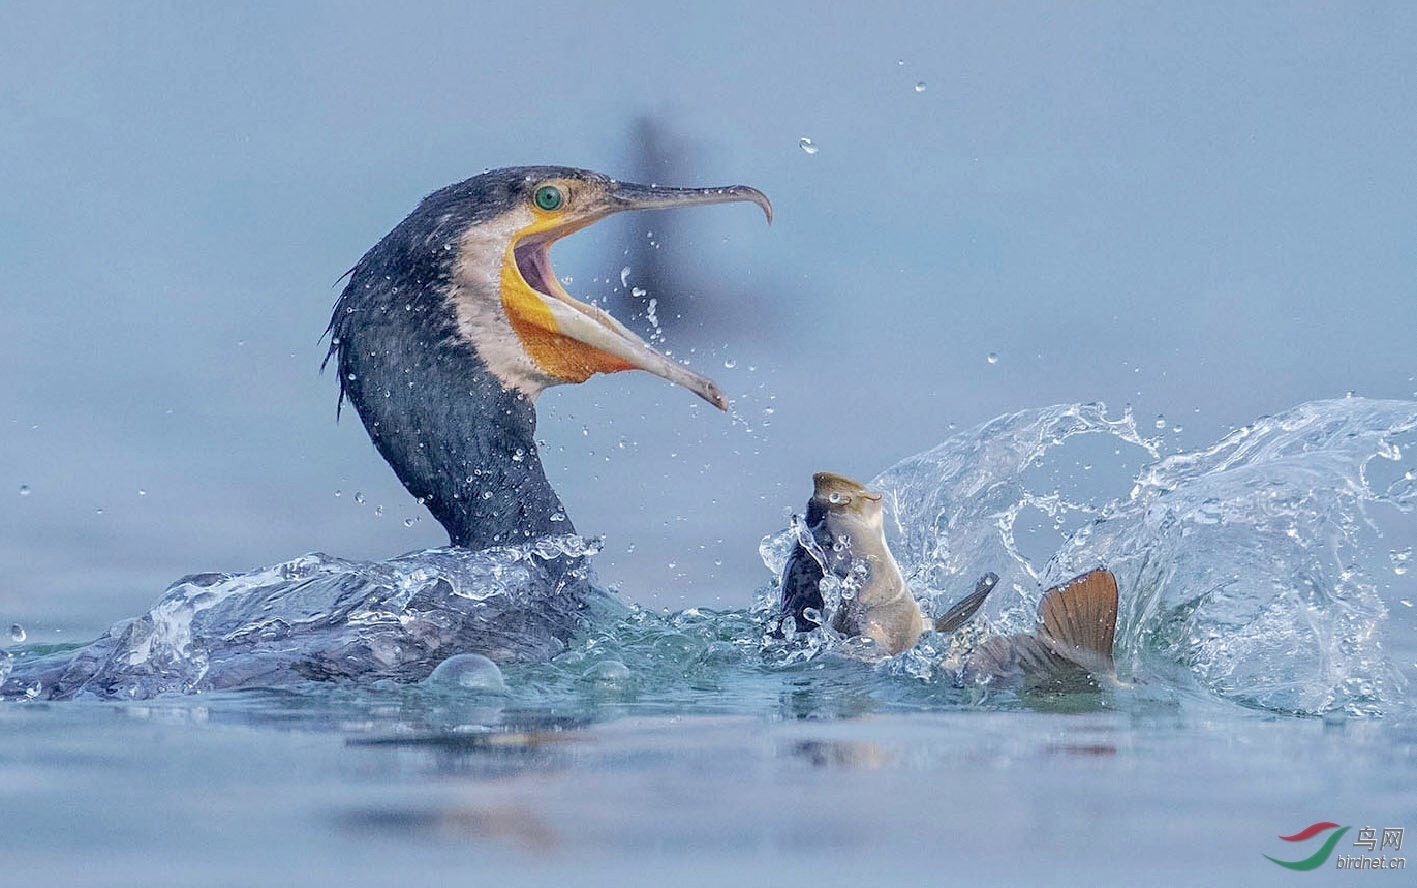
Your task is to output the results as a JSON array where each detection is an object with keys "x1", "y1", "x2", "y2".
[
  {"x1": 137, "y1": 489, "x2": 147, "y2": 496},
  {"x1": 1154, "y1": 415, "x2": 1167, "y2": 430},
  {"x1": 9, "y1": 624, "x2": 25, "y2": 643},
  {"x1": 581, "y1": 426, "x2": 590, "y2": 436},
  {"x1": 724, "y1": 359, "x2": 737, "y2": 369},
  {"x1": 511, "y1": 448, "x2": 526, "y2": 462},
  {"x1": 334, "y1": 489, "x2": 342, "y2": 498},
  {"x1": 799, "y1": 137, "x2": 819, "y2": 155},
  {"x1": 373, "y1": 505, "x2": 384, "y2": 517},
  {"x1": 94, "y1": 507, "x2": 104, "y2": 516},
  {"x1": 550, "y1": 510, "x2": 566, "y2": 522},
  {"x1": 18, "y1": 485, "x2": 30, "y2": 497},
  {"x1": 631, "y1": 286, "x2": 647, "y2": 299},
  {"x1": 346, "y1": 373, "x2": 357, "y2": 381},
  {"x1": 1391, "y1": 547, "x2": 1412, "y2": 575},
  {"x1": 620, "y1": 267, "x2": 631, "y2": 287},
  {"x1": 403, "y1": 518, "x2": 415, "y2": 527},
  {"x1": 985, "y1": 352, "x2": 999, "y2": 365},
  {"x1": 914, "y1": 81, "x2": 927, "y2": 93},
  {"x1": 354, "y1": 491, "x2": 365, "y2": 504}
]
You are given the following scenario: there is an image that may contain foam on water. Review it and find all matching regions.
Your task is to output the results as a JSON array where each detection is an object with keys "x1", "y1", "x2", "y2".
[{"x1": 4, "y1": 399, "x2": 1414, "y2": 718}]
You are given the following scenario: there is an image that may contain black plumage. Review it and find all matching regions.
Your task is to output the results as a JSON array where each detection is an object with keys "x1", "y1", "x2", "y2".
[{"x1": 326, "y1": 170, "x2": 573, "y2": 549}]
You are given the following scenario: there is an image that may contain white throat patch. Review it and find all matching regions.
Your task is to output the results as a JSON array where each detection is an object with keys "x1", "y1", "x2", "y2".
[{"x1": 448, "y1": 208, "x2": 561, "y2": 400}]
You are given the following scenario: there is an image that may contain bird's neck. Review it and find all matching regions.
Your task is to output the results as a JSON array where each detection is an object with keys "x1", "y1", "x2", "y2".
[{"x1": 337, "y1": 317, "x2": 571, "y2": 550}]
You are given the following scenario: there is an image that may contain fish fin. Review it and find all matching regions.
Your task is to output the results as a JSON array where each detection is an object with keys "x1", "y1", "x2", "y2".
[
  {"x1": 1036, "y1": 569, "x2": 1118, "y2": 675},
  {"x1": 934, "y1": 572, "x2": 999, "y2": 634}
]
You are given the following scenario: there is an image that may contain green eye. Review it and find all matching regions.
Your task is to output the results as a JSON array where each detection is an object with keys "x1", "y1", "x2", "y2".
[{"x1": 533, "y1": 185, "x2": 563, "y2": 211}]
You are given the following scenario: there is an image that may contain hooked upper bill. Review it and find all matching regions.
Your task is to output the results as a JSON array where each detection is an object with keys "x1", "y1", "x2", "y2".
[{"x1": 500, "y1": 176, "x2": 771, "y2": 410}]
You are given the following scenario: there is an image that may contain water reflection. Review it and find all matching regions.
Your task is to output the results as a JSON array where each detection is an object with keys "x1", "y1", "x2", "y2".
[{"x1": 340, "y1": 804, "x2": 561, "y2": 851}]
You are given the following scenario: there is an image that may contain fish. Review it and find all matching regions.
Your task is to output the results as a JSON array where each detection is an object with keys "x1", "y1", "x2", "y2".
[
  {"x1": 963, "y1": 568, "x2": 1119, "y2": 688},
  {"x1": 778, "y1": 472, "x2": 995, "y2": 654},
  {"x1": 778, "y1": 472, "x2": 1120, "y2": 687}
]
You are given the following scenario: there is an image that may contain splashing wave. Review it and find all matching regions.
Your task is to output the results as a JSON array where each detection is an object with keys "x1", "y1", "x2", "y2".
[
  {"x1": 869, "y1": 399, "x2": 1417, "y2": 716},
  {"x1": 5, "y1": 399, "x2": 1414, "y2": 717},
  {"x1": 2, "y1": 536, "x2": 603, "y2": 700}
]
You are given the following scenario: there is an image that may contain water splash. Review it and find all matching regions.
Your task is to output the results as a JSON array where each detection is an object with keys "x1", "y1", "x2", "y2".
[
  {"x1": 3, "y1": 536, "x2": 605, "y2": 701},
  {"x1": 864, "y1": 399, "x2": 1417, "y2": 716},
  {"x1": 6, "y1": 400, "x2": 1413, "y2": 718}
]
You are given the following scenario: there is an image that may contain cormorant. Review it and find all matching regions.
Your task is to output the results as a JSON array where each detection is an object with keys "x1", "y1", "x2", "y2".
[
  {"x1": 0, "y1": 168, "x2": 772, "y2": 700},
  {"x1": 325, "y1": 166, "x2": 770, "y2": 550}
]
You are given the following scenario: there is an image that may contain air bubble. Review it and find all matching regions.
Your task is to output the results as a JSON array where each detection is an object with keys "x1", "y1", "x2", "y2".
[
  {"x1": 914, "y1": 81, "x2": 927, "y2": 93},
  {"x1": 425, "y1": 653, "x2": 508, "y2": 693},
  {"x1": 18, "y1": 485, "x2": 30, "y2": 497},
  {"x1": 799, "y1": 137, "x2": 819, "y2": 155},
  {"x1": 1155, "y1": 415, "x2": 1167, "y2": 430},
  {"x1": 580, "y1": 659, "x2": 631, "y2": 684},
  {"x1": 986, "y1": 352, "x2": 999, "y2": 365},
  {"x1": 354, "y1": 492, "x2": 365, "y2": 504},
  {"x1": 9, "y1": 623, "x2": 25, "y2": 643}
]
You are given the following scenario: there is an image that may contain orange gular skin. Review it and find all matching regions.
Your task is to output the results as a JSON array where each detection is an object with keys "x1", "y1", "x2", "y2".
[
  {"x1": 498, "y1": 215, "x2": 637, "y2": 383},
  {"x1": 498, "y1": 259, "x2": 638, "y2": 381}
]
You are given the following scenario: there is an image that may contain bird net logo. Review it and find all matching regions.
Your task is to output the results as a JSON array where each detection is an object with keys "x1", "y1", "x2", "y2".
[{"x1": 1264, "y1": 822, "x2": 1406, "y2": 871}]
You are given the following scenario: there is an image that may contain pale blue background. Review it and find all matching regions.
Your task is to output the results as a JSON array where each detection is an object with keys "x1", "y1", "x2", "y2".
[{"x1": 3, "y1": 2, "x2": 1415, "y2": 631}]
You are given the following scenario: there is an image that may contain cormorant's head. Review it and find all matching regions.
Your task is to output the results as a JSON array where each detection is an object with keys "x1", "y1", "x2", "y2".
[{"x1": 394, "y1": 166, "x2": 770, "y2": 410}]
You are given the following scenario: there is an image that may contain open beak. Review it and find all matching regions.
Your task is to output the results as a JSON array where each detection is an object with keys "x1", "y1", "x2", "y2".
[{"x1": 506, "y1": 180, "x2": 771, "y2": 411}]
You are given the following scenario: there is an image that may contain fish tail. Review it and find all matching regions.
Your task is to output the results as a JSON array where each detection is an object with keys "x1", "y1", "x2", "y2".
[{"x1": 1036, "y1": 568, "x2": 1118, "y2": 675}]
